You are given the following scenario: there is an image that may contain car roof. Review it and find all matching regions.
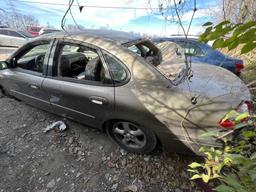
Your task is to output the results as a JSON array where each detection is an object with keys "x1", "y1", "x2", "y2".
[{"x1": 39, "y1": 29, "x2": 142, "y2": 44}]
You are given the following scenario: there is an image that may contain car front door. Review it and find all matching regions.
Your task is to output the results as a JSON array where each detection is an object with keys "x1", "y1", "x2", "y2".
[
  {"x1": 42, "y1": 40, "x2": 115, "y2": 127},
  {"x1": 0, "y1": 40, "x2": 53, "y2": 111}
]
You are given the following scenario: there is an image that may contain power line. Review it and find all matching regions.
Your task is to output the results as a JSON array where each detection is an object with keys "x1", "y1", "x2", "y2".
[{"x1": 18, "y1": 0, "x2": 162, "y2": 10}]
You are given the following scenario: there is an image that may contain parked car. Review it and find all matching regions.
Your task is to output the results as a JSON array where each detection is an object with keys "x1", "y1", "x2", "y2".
[
  {"x1": 0, "y1": 28, "x2": 31, "y2": 47},
  {"x1": 39, "y1": 28, "x2": 62, "y2": 35},
  {"x1": 154, "y1": 37, "x2": 244, "y2": 76},
  {"x1": 0, "y1": 30, "x2": 251, "y2": 154},
  {"x1": 27, "y1": 26, "x2": 42, "y2": 36}
]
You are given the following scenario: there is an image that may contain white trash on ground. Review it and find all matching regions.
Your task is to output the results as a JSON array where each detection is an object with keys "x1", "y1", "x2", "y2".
[{"x1": 43, "y1": 121, "x2": 67, "y2": 133}]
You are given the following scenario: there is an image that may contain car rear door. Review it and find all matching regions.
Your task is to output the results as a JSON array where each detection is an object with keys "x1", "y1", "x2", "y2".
[
  {"x1": 42, "y1": 40, "x2": 115, "y2": 128},
  {"x1": 0, "y1": 40, "x2": 54, "y2": 111}
]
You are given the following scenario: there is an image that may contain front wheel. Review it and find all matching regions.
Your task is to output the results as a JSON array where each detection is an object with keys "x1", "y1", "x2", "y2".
[{"x1": 106, "y1": 121, "x2": 157, "y2": 154}]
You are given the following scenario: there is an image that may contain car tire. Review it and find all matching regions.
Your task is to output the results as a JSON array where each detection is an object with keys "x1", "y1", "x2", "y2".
[{"x1": 106, "y1": 121, "x2": 157, "y2": 154}]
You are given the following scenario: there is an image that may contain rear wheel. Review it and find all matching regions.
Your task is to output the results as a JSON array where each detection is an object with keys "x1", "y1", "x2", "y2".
[{"x1": 106, "y1": 121, "x2": 157, "y2": 154}]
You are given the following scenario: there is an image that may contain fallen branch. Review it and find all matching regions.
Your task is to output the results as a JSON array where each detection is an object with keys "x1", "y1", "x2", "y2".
[
  {"x1": 249, "y1": 87, "x2": 256, "y2": 91},
  {"x1": 247, "y1": 80, "x2": 256, "y2": 87}
]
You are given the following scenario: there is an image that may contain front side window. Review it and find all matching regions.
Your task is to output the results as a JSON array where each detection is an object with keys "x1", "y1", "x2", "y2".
[
  {"x1": 16, "y1": 42, "x2": 50, "y2": 73},
  {"x1": 104, "y1": 54, "x2": 127, "y2": 83},
  {"x1": 56, "y1": 43, "x2": 108, "y2": 83}
]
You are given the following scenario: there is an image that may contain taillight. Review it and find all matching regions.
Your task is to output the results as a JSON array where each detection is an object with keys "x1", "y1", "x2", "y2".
[
  {"x1": 219, "y1": 119, "x2": 235, "y2": 129},
  {"x1": 219, "y1": 101, "x2": 253, "y2": 129},
  {"x1": 235, "y1": 62, "x2": 244, "y2": 73}
]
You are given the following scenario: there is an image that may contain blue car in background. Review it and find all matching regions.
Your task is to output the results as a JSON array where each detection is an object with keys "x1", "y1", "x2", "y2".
[{"x1": 154, "y1": 37, "x2": 244, "y2": 76}]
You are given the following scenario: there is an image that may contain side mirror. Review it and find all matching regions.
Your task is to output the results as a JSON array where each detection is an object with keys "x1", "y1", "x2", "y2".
[{"x1": 0, "y1": 61, "x2": 8, "y2": 70}]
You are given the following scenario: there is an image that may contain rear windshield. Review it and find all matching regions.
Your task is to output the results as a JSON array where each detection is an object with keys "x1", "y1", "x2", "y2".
[{"x1": 123, "y1": 39, "x2": 162, "y2": 66}]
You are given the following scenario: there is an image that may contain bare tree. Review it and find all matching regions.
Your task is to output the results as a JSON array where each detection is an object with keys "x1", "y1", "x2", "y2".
[
  {"x1": 0, "y1": 12, "x2": 39, "y2": 30},
  {"x1": 221, "y1": 0, "x2": 256, "y2": 23}
]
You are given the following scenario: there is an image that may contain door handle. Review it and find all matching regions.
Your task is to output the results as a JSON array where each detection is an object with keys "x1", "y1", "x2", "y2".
[
  {"x1": 29, "y1": 84, "x2": 39, "y2": 89},
  {"x1": 89, "y1": 96, "x2": 108, "y2": 105}
]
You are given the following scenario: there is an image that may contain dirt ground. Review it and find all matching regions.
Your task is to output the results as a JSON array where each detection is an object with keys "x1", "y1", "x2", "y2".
[{"x1": 0, "y1": 92, "x2": 204, "y2": 192}]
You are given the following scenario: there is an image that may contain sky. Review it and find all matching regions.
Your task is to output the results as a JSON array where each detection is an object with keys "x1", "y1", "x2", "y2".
[{"x1": 0, "y1": 0, "x2": 221, "y2": 36}]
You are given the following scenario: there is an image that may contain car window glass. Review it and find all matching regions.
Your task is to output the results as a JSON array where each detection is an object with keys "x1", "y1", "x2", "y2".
[
  {"x1": 0, "y1": 30, "x2": 8, "y2": 35},
  {"x1": 9, "y1": 31, "x2": 23, "y2": 38},
  {"x1": 128, "y1": 45, "x2": 141, "y2": 55},
  {"x1": 57, "y1": 44, "x2": 107, "y2": 83},
  {"x1": 179, "y1": 42, "x2": 204, "y2": 57},
  {"x1": 104, "y1": 54, "x2": 127, "y2": 83},
  {"x1": 16, "y1": 43, "x2": 50, "y2": 73}
]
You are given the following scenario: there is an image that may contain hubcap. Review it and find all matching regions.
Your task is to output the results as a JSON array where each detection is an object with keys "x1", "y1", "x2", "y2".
[{"x1": 112, "y1": 122, "x2": 146, "y2": 149}]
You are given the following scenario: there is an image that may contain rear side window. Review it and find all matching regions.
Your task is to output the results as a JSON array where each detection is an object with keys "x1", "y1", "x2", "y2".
[{"x1": 104, "y1": 54, "x2": 128, "y2": 83}]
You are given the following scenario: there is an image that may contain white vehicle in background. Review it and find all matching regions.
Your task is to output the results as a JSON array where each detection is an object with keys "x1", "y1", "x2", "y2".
[
  {"x1": 0, "y1": 28, "x2": 32, "y2": 47},
  {"x1": 38, "y1": 28, "x2": 62, "y2": 35}
]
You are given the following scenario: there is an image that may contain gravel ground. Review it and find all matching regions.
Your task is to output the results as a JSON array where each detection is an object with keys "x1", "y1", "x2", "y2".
[{"x1": 0, "y1": 91, "x2": 204, "y2": 192}]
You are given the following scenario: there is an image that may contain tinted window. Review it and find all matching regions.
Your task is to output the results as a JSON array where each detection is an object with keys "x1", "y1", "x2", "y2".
[
  {"x1": 8, "y1": 31, "x2": 23, "y2": 38},
  {"x1": 18, "y1": 31, "x2": 32, "y2": 38},
  {"x1": 104, "y1": 54, "x2": 127, "y2": 83},
  {"x1": 0, "y1": 30, "x2": 8, "y2": 35},
  {"x1": 17, "y1": 43, "x2": 50, "y2": 73}
]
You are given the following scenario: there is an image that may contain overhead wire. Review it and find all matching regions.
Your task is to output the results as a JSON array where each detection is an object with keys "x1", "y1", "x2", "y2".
[
  {"x1": 18, "y1": 0, "x2": 163, "y2": 10},
  {"x1": 61, "y1": 0, "x2": 75, "y2": 32}
]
